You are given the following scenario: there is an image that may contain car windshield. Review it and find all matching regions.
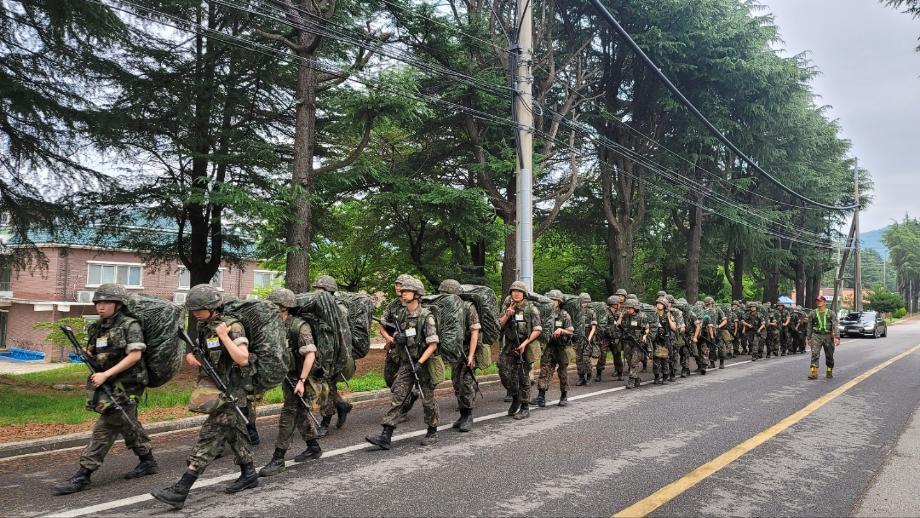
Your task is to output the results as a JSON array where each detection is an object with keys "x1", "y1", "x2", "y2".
[{"x1": 845, "y1": 312, "x2": 876, "y2": 322}]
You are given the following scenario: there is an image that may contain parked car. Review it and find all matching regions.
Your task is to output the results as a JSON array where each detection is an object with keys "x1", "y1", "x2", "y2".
[{"x1": 838, "y1": 311, "x2": 887, "y2": 338}]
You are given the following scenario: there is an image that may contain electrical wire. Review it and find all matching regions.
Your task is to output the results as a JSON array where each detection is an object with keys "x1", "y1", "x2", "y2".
[{"x1": 587, "y1": 0, "x2": 858, "y2": 212}]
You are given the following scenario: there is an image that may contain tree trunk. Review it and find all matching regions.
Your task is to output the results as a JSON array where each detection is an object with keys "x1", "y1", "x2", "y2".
[
  {"x1": 794, "y1": 257, "x2": 806, "y2": 306},
  {"x1": 732, "y1": 250, "x2": 745, "y2": 301},
  {"x1": 470, "y1": 239, "x2": 486, "y2": 282},
  {"x1": 284, "y1": 43, "x2": 318, "y2": 293},
  {"x1": 764, "y1": 267, "x2": 780, "y2": 303},
  {"x1": 685, "y1": 195, "x2": 703, "y2": 303}
]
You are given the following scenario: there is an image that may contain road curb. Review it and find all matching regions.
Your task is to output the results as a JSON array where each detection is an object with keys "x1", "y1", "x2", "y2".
[{"x1": 0, "y1": 373, "x2": 503, "y2": 460}]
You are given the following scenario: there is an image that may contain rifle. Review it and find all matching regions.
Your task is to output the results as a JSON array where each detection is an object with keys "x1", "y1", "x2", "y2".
[
  {"x1": 616, "y1": 321, "x2": 649, "y2": 356},
  {"x1": 455, "y1": 352, "x2": 482, "y2": 399},
  {"x1": 283, "y1": 376, "x2": 322, "y2": 431},
  {"x1": 178, "y1": 329, "x2": 250, "y2": 426},
  {"x1": 61, "y1": 325, "x2": 139, "y2": 431},
  {"x1": 374, "y1": 317, "x2": 424, "y2": 411},
  {"x1": 506, "y1": 306, "x2": 529, "y2": 383}
]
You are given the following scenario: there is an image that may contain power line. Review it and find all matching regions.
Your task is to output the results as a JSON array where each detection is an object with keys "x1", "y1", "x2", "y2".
[{"x1": 587, "y1": 0, "x2": 859, "y2": 212}]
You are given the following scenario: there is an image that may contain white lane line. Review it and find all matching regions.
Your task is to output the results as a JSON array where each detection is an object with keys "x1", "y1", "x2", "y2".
[{"x1": 42, "y1": 352, "x2": 808, "y2": 517}]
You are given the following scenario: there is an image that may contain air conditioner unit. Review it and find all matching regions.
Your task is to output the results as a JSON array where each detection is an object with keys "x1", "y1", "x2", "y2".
[
  {"x1": 245, "y1": 294, "x2": 260, "y2": 300},
  {"x1": 76, "y1": 290, "x2": 94, "y2": 303},
  {"x1": 173, "y1": 292, "x2": 188, "y2": 304}
]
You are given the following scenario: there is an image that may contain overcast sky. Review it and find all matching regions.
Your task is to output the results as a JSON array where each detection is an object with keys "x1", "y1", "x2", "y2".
[{"x1": 762, "y1": 0, "x2": 920, "y2": 232}]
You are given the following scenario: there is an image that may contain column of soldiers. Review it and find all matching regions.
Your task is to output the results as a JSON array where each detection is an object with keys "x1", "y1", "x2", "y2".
[{"x1": 52, "y1": 276, "x2": 840, "y2": 505}]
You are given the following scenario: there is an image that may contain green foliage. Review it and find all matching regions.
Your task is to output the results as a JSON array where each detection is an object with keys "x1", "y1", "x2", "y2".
[
  {"x1": 32, "y1": 317, "x2": 88, "y2": 351},
  {"x1": 867, "y1": 286, "x2": 905, "y2": 314},
  {"x1": 894, "y1": 307, "x2": 907, "y2": 319}
]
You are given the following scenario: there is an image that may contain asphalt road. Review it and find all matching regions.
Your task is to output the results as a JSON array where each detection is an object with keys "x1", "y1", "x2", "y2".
[{"x1": 5, "y1": 321, "x2": 920, "y2": 517}]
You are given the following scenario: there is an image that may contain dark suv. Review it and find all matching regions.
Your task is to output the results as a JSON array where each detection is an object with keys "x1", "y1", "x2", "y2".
[{"x1": 839, "y1": 311, "x2": 887, "y2": 338}]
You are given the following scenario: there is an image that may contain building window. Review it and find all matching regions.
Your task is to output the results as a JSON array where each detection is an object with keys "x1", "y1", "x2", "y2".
[
  {"x1": 254, "y1": 270, "x2": 279, "y2": 289},
  {"x1": 87, "y1": 262, "x2": 143, "y2": 288},
  {"x1": 178, "y1": 267, "x2": 224, "y2": 290}
]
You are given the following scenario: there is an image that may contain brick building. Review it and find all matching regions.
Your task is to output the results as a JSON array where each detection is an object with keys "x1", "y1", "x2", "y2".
[{"x1": 0, "y1": 225, "x2": 279, "y2": 361}]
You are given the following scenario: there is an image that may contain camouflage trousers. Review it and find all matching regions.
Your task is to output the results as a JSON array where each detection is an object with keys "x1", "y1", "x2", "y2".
[
  {"x1": 383, "y1": 363, "x2": 439, "y2": 428},
  {"x1": 274, "y1": 377, "x2": 319, "y2": 451},
  {"x1": 694, "y1": 338, "x2": 710, "y2": 369},
  {"x1": 597, "y1": 337, "x2": 624, "y2": 377},
  {"x1": 780, "y1": 327, "x2": 795, "y2": 354},
  {"x1": 499, "y1": 351, "x2": 532, "y2": 404},
  {"x1": 79, "y1": 401, "x2": 150, "y2": 471},
  {"x1": 188, "y1": 404, "x2": 253, "y2": 474},
  {"x1": 452, "y1": 358, "x2": 477, "y2": 410},
  {"x1": 766, "y1": 329, "x2": 780, "y2": 356},
  {"x1": 670, "y1": 338, "x2": 690, "y2": 374},
  {"x1": 321, "y1": 375, "x2": 349, "y2": 418},
  {"x1": 793, "y1": 329, "x2": 806, "y2": 353},
  {"x1": 575, "y1": 337, "x2": 593, "y2": 381},
  {"x1": 809, "y1": 333, "x2": 835, "y2": 369},
  {"x1": 384, "y1": 348, "x2": 399, "y2": 388},
  {"x1": 652, "y1": 342, "x2": 671, "y2": 380},
  {"x1": 537, "y1": 343, "x2": 569, "y2": 393},
  {"x1": 746, "y1": 332, "x2": 764, "y2": 358},
  {"x1": 627, "y1": 344, "x2": 647, "y2": 381}
]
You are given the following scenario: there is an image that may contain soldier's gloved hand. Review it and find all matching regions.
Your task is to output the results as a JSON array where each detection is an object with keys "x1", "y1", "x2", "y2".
[
  {"x1": 412, "y1": 361, "x2": 423, "y2": 374},
  {"x1": 395, "y1": 332, "x2": 408, "y2": 347}
]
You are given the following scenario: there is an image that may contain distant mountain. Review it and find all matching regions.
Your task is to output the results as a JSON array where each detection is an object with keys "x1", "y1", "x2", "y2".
[{"x1": 860, "y1": 226, "x2": 889, "y2": 260}]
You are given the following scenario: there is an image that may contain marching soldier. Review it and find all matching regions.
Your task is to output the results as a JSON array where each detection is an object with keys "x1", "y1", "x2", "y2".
[
  {"x1": 741, "y1": 302, "x2": 765, "y2": 360},
  {"x1": 600, "y1": 289, "x2": 628, "y2": 381},
  {"x1": 807, "y1": 295, "x2": 840, "y2": 380},
  {"x1": 665, "y1": 295, "x2": 687, "y2": 380},
  {"x1": 54, "y1": 283, "x2": 156, "y2": 495},
  {"x1": 439, "y1": 279, "x2": 481, "y2": 433},
  {"x1": 575, "y1": 293, "x2": 598, "y2": 386},
  {"x1": 621, "y1": 299, "x2": 650, "y2": 389},
  {"x1": 313, "y1": 275, "x2": 353, "y2": 433},
  {"x1": 498, "y1": 281, "x2": 542, "y2": 419},
  {"x1": 536, "y1": 290, "x2": 574, "y2": 407},
  {"x1": 651, "y1": 297, "x2": 676, "y2": 384}
]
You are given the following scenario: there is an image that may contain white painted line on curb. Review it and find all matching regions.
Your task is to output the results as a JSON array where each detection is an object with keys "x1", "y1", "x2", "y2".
[{"x1": 45, "y1": 354, "x2": 781, "y2": 518}]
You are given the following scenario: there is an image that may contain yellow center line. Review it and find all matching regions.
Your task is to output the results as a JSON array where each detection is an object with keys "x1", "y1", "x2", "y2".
[{"x1": 613, "y1": 341, "x2": 920, "y2": 518}]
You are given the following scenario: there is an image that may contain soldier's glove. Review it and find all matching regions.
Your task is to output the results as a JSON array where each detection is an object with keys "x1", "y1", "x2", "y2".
[
  {"x1": 412, "y1": 361, "x2": 423, "y2": 375},
  {"x1": 394, "y1": 332, "x2": 408, "y2": 347}
]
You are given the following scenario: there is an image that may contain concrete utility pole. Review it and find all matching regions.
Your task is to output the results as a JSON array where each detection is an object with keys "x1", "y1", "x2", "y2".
[
  {"x1": 853, "y1": 159, "x2": 862, "y2": 312},
  {"x1": 514, "y1": 0, "x2": 534, "y2": 290}
]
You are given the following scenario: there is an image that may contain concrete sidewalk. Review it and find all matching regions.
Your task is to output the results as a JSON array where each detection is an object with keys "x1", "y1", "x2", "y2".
[
  {"x1": 855, "y1": 403, "x2": 920, "y2": 516},
  {"x1": 0, "y1": 360, "x2": 73, "y2": 375}
]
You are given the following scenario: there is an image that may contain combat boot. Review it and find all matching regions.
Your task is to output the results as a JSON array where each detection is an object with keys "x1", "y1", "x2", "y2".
[
  {"x1": 294, "y1": 439, "x2": 322, "y2": 462},
  {"x1": 808, "y1": 366, "x2": 818, "y2": 380},
  {"x1": 633, "y1": 377, "x2": 642, "y2": 388},
  {"x1": 616, "y1": 371, "x2": 623, "y2": 381},
  {"x1": 507, "y1": 397, "x2": 521, "y2": 416},
  {"x1": 681, "y1": 367, "x2": 689, "y2": 378},
  {"x1": 826, "y1": 368, "x2": 833, "y2": 379},
  {"x1": 259, "y1": 448, "x2": 287, "y2": 477},
  {"x1": 700, "y1": 367, "x2": 707, "y2": 375},
  {"x1": 151, "y1": 471, "x2": 197, "y2": 509},
  {"x1": 719, "y1": 359, "x2": 725, "y2": 369},
  {"x1": 669, "y1": 372, "x2": 676, "y2": 383},
  {"x1": 558, "y1": 391, "x2": 568, "y2": 407},
  {"x1": 513, "y1": 404, "x2": 530, "y2": 420},
  {"x1": 625, "y1": 377, "x2": 633, "y2": 389},
  {"x1": 452, "y1": 409, "x2": 464, "y2": 429},
  {"x1": 535, "y1": 389, "x2": 547, "y2": 408},
  {"x1": 316, "y1": 416, "x2": 331, "y2": 438},
  {"x1": 366, "y1": 425, "x2": 395, "y2": 450},
  {"x1": 594, "y1": 368, "x2": 603, "y2": 382},
  {"x1": 335, "y1": 402, "x2": 353, "y2": 429},
  {"x1": 53, "y1": 467, "x2": 93, "y2": 495},
  {"x1": 575, "y1": 374, "x2": 587, "y2": 387},
  {"x1": 459, "y1": 409, "x2": 474, "y2": 433},
  {"x1": 503, "y1": 390, "x2": 513, "y2": 403},
  {"x1": 653, "y1": 373, "x2": 661, "y2": 385},
  {"x1": 225, "y1": 463, "x2": 259, "y2": 494},
  {"x1": 124, "y1": 452, "x2": 159, "y2": 479},
  {"x1": 246, "y1": 421, "x2": 261, "y2": 446},
  {"x1": 420, "y1": 426, "x2": 439, "y2": 445}
]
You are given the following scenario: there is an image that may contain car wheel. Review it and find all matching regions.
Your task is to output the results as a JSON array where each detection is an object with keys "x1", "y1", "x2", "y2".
[
  {"x1": 882, "y1": 326, "x2": 887, "y2": 338},
  {"x1": 872, "y1": 328, "x2": 879, "y2": 339}
]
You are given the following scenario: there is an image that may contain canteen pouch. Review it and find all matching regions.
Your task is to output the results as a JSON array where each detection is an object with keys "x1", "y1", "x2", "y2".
[
  {"x1": 188, "y1": 378, "x2": 224, "y2": 415},
  {"x1": 564, "y1": 345, "x2": 577, "y2": 364},
  {"x1": 525, "y1": 340, "x2": 543, "y2": 363},
  {"x1": 654, "y1": 344, "x2": 669, "y2": 359},
  {"x1": 426, "y1": 355, "x2": 446, "y2": 386},
  {"x1": 474, "y1": 342, "x2": 492, "y2": 369}
]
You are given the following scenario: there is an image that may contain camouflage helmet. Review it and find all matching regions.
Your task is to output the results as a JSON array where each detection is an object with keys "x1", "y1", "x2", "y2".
[
  {"x1": 546, "y1": 289, "x2": 565, "y2": 302},
  {"x1": 676, "y1": 297, "x2": 688, "y2": 306},
  {"x1": 438, "y1": 279, "x2": 463, "y2": 295},
  {"x1": 509, "y1": 280, "x2": 528, "y2": 294},
  {"x1": 267, "y1": 288, "x2": 297, "y2": 309},
  {"x1": 615, "y1": 288, "x2": 628, "y2": 297},
  {"x1": 186, "y1": 284, "x2": 223, "y2": 311},
  {"x1": 656, "y1": 290, "x2": 668, "y2": 298},
  {"x1": 606, "y1": 295, "x2": 619, "y2": 306},
  {"x1": 703, "y1": 296, "x2": 715, "y2": 305},
  {"x1": 655, "y1": 296, "x2": 669, "y2": 307},
  {"x1": 579, "y1": 292, "x2": 591, "y2": 304},
  {"x1": 312, "y1": 275, "x2": 338, "y2": 293},
  {"x1": 395, "y1": 273, "x2": 414, "y2": 286},
  {"x1": 624, "y1": 299, "x2": 640, "y2": 310},
  {"x1": 400, "y1": 277, "x2": 425, "y2": 297},
  {"x1": 627, "y1": 293, "x2": 638, "y2": 300},
  {"x1": 93, "y1": 283, "x2": 128, "y2": 304},
  {"x1": 748, "y1": 301, "x2": 758, "y2": 309},
  {"x1": 221, "y1": 293, "x2": 239, "y2": 305},
  {"x1": 666, "y1": 294, "x2": 676, "y2": 304}
]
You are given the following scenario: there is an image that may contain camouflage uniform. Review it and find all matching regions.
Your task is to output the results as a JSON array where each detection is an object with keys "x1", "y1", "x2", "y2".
[
  {"x1": 667, "y1": 304, "x2": 687, "y2": 378},
  {"x1": 691, "y1": 311, "x2": 711, "y2": 371},
  {"x1": 382, "y1": 305, "x2": 440, "y2": 428},
  {"x1": 622, "y1": 305, "x2": 650, "y2": 387},
  {"x1": 792, "y1": 308, "x2": 807, "y2": 353},
  {"x1": 650, "y1": 309, "x2": 672, "y2": 383},
  {"x1": 187, "y1": 317, "x2": 254, "y2": 475},
  {"x1": 79, "y1": 312, "x2": 151, "y2": 471},
  {"x1": 274, "y1": 315, "x2": 319, "y2": 451},
  {"x1": 601, "y1": 302, "x2": 625, "y2": 380},
  {"x1": 765, "y1": 307, "x2": 781, "y2": 357},
  {"x1": 452, "y1": 300, "x2": 482, "y2": 410},
  {"x1": 537, "y1": 307, "x2": 573, "y2": 394},
  {"x1": 777, "y1": 306, "x2": 791, "y2": 355},
  {"x1": 320, "y1": 302, "x2": 352, "y2": 420},
  {"x1": 382, "y1": 298, "x2": 403, "y2": 388},
  {"x1": 807, "y1": 307, "x2": 839, "y2": 375},
  {"x1": 499, "y1": 299, "x2": 542, "y2": 405},
  {"x1": 742, "y1": 308, "x2": 764, "y2": 359},
  {"x1": 576, "y1": 303, "x2": 598, "y2": 385}
]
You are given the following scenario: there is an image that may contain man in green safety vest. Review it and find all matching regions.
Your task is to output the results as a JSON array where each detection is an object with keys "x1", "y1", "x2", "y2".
[{"x1": 807, "y1": 294, "x2": 840, "y2": 380}]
